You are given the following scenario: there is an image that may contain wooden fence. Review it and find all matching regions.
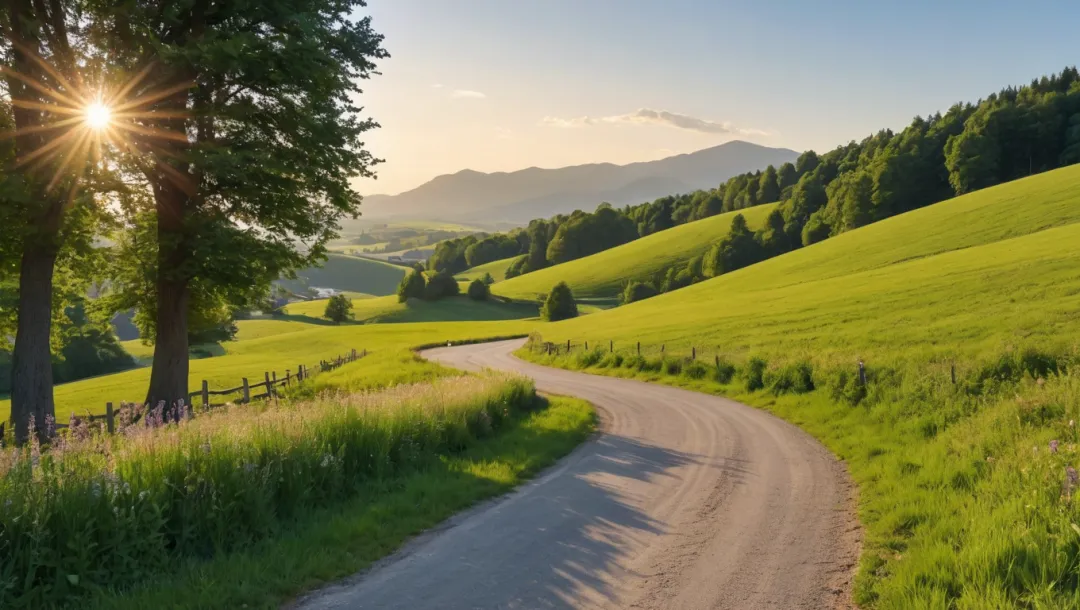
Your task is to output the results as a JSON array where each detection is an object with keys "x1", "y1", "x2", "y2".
[{"x1": 1, "y1": 348, "x2": 367, "y2": 442}]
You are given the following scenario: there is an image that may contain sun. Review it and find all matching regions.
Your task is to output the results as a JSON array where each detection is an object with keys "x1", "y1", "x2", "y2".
[{"x1": 84, "y1": 101, "x2": 112, "y2": 130}]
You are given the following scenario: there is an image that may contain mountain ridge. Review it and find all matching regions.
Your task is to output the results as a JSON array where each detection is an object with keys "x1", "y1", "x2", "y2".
[{"x1": 359, "y1": 140, "x2": 799, "y2": 224}]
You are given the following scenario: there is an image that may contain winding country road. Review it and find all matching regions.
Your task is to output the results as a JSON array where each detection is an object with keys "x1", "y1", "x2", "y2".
[{"x1": 293, "y1": 339, "x2": 860, "y2": 610}]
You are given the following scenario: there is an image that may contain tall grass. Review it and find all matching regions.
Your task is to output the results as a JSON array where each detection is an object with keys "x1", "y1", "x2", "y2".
[{"x1": 0, "y1": 374, "x2": 536, "y2": 607}]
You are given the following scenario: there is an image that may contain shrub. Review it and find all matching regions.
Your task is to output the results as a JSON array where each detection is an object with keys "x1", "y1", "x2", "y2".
[
  {"x1": 467, "y1": 279, "x2": 490, "y2": 301},
  {"x1": 423, "y1": 271, "x2": 460, "y2": 301},
  {"x1": 661, "y1": 357, "x2": 683, "y2": 376},
  {"x1": 481, "y1": 272, "x2": 495, "y2": 285},
  {"x1": 766, "y1": 360, "x2": 815, "y2": 395},
  {"x1": 621, "y1": 281, "x2": 658, "y2": 305},
  {"x1": 744, "y1": 356, "x2": 768, "y2": 392},
  {"x1": 683, "y1": 361, "x2": 710, "y2": 380},
  {"x1": 713, "y1": 357, "x2": 736, "y2": 384},
  {"x1": 574, "y1": 349, "x2": 603, "y2": 368},
  {"x1": 397, "y1": 269, "x2": 426, "y2": 302},
  {"x1": 622, "y1": 354, "x2": 647, "y2": 370},
  {"x1": 598, "y1": 352, "x2": 624, "y2": 368},
  {"x1": 541, "y1": 282, "x2": 579, "y2": 322},
  {"x1": 324, "y1": 294, "x2": 353, "y2": 324}
]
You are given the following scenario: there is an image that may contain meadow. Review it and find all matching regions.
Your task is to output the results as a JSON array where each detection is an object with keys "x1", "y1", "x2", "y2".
[
  {"x1": 278, "y1": 253, "x2": 406, "y2": 296},
  {"x1": 490, "y1": 202, "x2": 777, "y2": 301},
  {"x1": 0, "y1": 370, "x2": 594, "y2": 608},
  {"x1": 518, "y1": 164, "x2": 1080, "y2": 608},
  {"x1": 283, "y1": 293, "x2": 539, "y2": 324},
  {"x1": 455, "y1": 255, "x2": 519, "y2": 283}
]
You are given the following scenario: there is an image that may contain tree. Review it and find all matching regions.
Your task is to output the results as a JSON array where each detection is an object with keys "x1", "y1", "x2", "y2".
[
  {"x1": 621, "y1": 280, "x2": 658, "y2": 304},
  {"x1": 1, "y1": 2, "x2": 113, "y2": 443},
  {"x1": 758, "y1": 165, "x2": 781, "y2": 203},
  {"x1": 777, "y1": 162, "x2": 798, "y2": 190},
  {"x1": 540, "y1": 282, "x2": 578, "y2": 322},
  {"x1": 481, "y1": 272, "x2": 495, "y2": 285},
  {"x1": 324, "y1": 294, "x2": 353, "y2": 324},
  {"x1": 795, "y1": 150, "x2": 820, "y2": 176},
  {"x1": 704, "y1": 214, "x2": 763, "y2": 277},
  {"x1": 397, "y1": 269, "x2": 426, "y2": 302},
  {"x1": 93, "y1": 0, "x2": 388, "y2": 407},
  {"x1": 801, "y1": 210, "x2": 831, "y2": 246},
  {"x1": 424, "y1": 271, "x2": 459, "y2": 300},
  {"x1": 1061, "y1": 113, "x2": 1080, "y2": 165},
  {"x1": 467, "y1": 279, "x2": 489, "y2": 301}
]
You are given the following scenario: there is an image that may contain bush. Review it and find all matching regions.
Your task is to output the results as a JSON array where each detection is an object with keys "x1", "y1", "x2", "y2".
[
  {"x1": 541, "y1": 282, "x2": 578, "y2": 322},
  {"x1": 683, "y1": 361, "x2": 710, "y2": 380},
  {"x1": 397, "y1": 270, "x2": 426, "y2": 302},
  {"x1": 661, "y1": 357, "x2": 683, "y2": 376},
  {"x1": 482, "y1": 272, "x2": 495, "y2": 285},
  {"x1": 622, "y1": 354, "x2": 647, "y2": 370},
  {"x1": 424, "y1": 271, "x2": 460, "y2": 301},
  {"x1": 324, "y1": 294, "x2": 353, "y2": 324},
  {"x1": 713, "y1": 357, "x2": 736, "y2": 384},
  {"x1": 621, "y1": 281, "x2": 658, "y2": 305},
  {"x1": 467, "y1": 279, "x2": 490, "y2": 301},
  {"x1": 744, "y1": 356, "x2": 768, "y2": 391},
  {"x1": 766, "y1": 361, "x2": 815, "y2": 395}
]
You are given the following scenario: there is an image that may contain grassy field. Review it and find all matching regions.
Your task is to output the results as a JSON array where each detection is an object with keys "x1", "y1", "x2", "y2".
[
  {"x1": 1, "y1": 317, "x2": 538, "y2": 421},
  {"x1": 279, "y1": 253, "x2": 406, "y2": 296},
  {"x1": 457, "y1": 256, "x2": 521, "y2": 283},
  {"x1": 284, "y1": 294, "x2": 539, "y2": 324},
  {"x1": 492, "y1": 203, "x2": 778, "y2": 301},
  {"x1": 519, "y1": 164, "x2": 1080, "y2": 608}
]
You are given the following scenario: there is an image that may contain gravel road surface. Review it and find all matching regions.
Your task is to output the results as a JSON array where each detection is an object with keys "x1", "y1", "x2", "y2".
[{"x1": 291, "y1": 339, "x2": 859, "y2": 610}]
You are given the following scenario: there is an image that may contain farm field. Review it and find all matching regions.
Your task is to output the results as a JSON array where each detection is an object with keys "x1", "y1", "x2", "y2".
[
  {"x1": 279, "y1": 253, "x2": 406, "y2": 296},
  {"x1": 520, "y1": 164, "x2": 1080, "y2": 608},
  {"x1": 492, "y1": 203, "x2": 778, "y2": 301}
]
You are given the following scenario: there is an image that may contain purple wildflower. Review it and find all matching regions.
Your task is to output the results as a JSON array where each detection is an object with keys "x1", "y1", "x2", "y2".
[
  {"x1": 44, "y1": 415, "x2": 55, "y2": 438},
  {"x1": 1051, "y1": 440, "x2": 1060, "y2": 454},
  {"x1": 1068, "y1": 467, "x2": 1079, "y2": 485}
]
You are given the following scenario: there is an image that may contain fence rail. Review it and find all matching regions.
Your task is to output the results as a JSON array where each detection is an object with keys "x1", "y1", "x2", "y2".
[{"x1": 1, "y1": 348, "x2": 368, "y2": 443}]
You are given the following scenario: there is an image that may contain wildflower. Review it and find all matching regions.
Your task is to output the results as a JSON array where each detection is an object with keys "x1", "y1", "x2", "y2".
[
  {"x1": 986, "y1": 456, "x2": 995, "y2": 463},
  {"x1": 44, "y1": 415, "x2": 55, "y2": 438},
  {"x1": 138, "y1": 491, "x2": 149, "y2": 501},
  {"x1": 201, "y1": 440, "x2": 212, "y2": 454},
  {"x1": 91, "y1": 482, "x2": 102, "y2": 499},
  {"x1": 1069, "y1": 467, "x2": 1079, "y2": 485},
  {"x1": 1051, "y1": 440, "x2": 1060, "y2": 454}
]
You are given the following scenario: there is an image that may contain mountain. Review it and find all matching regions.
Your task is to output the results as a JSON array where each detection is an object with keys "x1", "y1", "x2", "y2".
[{"x1": 359, "y1": 141, "x2": 799, "y2": 225}]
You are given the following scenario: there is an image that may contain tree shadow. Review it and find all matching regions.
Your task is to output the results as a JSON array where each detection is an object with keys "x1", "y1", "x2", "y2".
[{"x1": 297, "y1": 423, "x2": 753, "y2": 609}]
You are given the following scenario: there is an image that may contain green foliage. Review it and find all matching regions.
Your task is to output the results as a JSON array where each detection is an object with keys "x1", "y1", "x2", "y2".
[
  {"x1": 464, "y1": 234, "x2": 521, "y2": 268},
  {"x1": 323, "y1": 294, "x2": 354, "y2": 324},
  {"x1": 397, "y1": 270, "x2": 426, "y2": 303},
  {"x1": 429, "y1": 236, "x2": 480, "y2": 274},
  {"x1": 423, "y1": 271, "x2": 460, "y2": 301},
  {"x1": 621, "y1": 281, "x2": 658, "y2": 304},
  {"x1": 801, "y1": 211, "x2": 832, "y2": 246},
  {"x1": 482, "y1": 272, "x2": 496, "y2": 285},
  {"x1": 546, "y1": 205, "x2": 638, "y2": 265},
  {"x1": 703, "y1": 214, "x2": 764, "y2": 277},
  {"x1": 744, "y1": 357, "x2": 767, "y2": 392},
  {"x1": 467, "y1": 279, "x2": 490, "y2": 301},
  {"x1": 713, "y1": 357, "x2": 736, "y2": 384},
  {"x1": 541, "y1": 282, "x2": 578, "y2": 322},
  {"x1": 765, "y1": 361, "x2": 815, "y2": 395}
]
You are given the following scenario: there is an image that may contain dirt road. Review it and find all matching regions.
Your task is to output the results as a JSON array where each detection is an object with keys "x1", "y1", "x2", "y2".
[{"x1": 292, "y1": 339, "x2": 859, "y2": 609}]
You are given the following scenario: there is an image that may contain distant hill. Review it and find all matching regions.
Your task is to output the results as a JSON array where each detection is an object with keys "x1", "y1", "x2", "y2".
[
  {"x1": 278, "y1": 254, "x2": 407, "y2": 297},
  {"x1": 361, "y1": 141, "x2": 799, "y2": 224}
]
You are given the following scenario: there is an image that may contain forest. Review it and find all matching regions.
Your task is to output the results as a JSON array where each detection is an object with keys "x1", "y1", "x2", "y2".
[{"x1": 432, "y1": 67, "x2": 1080, "y2": 302}]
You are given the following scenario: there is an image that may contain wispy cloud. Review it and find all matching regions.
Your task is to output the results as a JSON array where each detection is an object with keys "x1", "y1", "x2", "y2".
[
  {"x1": 541, "y1": 108, "x2": 768, "y2": 136},
  {"x1": 451, "y1": 89, "x2": 487, "y2": 99}
]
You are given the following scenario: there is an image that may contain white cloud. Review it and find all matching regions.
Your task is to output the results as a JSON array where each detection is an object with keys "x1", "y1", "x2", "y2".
[
  {"x1": 451, "y1": 89, "x2": 487, "y2": 99},
  {"x1": 541, "y1": 108, "x2": 768, "y2": 136}
]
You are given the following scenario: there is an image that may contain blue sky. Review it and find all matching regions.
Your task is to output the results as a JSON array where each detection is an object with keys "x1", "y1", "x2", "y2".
[{"x1": 357, "y1": 0, "x2": 1080, "y2": 195}]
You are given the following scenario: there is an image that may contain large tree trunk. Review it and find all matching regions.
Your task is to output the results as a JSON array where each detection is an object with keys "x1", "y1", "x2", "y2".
[
  {"x1": 144, "y1": 180, "x2": 192, "y2": 409},
  {"x1": 10, "y1": 243, "x2": 58, "y2": 445}
]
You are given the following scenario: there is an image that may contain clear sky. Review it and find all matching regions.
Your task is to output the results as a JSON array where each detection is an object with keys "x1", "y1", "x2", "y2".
[{"x1": 356, "y1": 0, "x2": 1080, "y2": 195}]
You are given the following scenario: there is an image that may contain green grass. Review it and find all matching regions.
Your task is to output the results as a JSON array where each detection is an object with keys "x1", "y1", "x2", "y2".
[
  {"x1": 284, "y1": 294, "x2": 539, "y2": 324},
  {"x1": 279, "y1": 253, "x2": 406, "y2": 296},
  {"x1": 81, "y1": 394, "x2": 592, "y2": 610},
  {"x1": 457, "y1": 256, "x2": 521, "y2": 283},
  {"x1": 518, "y1": 164, "x2": 1080, "y2": 608},
  {"x1": 492, "y1": 203, "x2": 778, "y2": 301}
]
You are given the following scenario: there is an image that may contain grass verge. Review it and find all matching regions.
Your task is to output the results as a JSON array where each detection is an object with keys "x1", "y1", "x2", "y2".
[{"x1": 519, "y1": 340, "x2": 1080, "y2": 608}]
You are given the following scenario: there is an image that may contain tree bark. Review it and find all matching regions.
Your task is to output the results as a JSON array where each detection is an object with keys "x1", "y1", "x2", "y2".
[
  {"x1": 144, "y1": 180, "x2": 191, "y2": 408},
  {"x1": 10, "y1": 243, "x2": 58, "y2": 445}
]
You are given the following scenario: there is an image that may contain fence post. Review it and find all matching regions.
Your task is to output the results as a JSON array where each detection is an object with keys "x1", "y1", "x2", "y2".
[
  {"x1": 609, "y1": 340, "x2": 613, "y2": 352},
  {"x1": 242, "y1": 378, "x2": 251, "y2": 403},
  {"x1": 264, "y1": 372, "x2": 272, "y2": 397},
  {"x1": 567, "y1": 339, "x2": 570, "y2": 351},
  {"x1": 950, "y1": 363, "x2": 956, "y2": 385},
  {"x1": 585, "y1": 341, "x2": 588, "y2": 351},
  {"x1": 106, "y1": 402, "x2": 115, "y2": 435},
  {"x1": 637, "y1": 341, "x2": 640, "y2": 355},
  {"x1": 692, "y1": 347, "x2": 696, "y2": 360},
  {"x1": 286, "y1": 370, "x2": 291, "y2": 385},
  {"x1": 297, "y1": 364, "x2": 304, "y2": 382},
  {"x1": 201, "y1": 380, "x2": 209, "y2": 409},
  {"x1": 857, "y1": 360, "x2": 866, "y2": 386},
  {"x1": 661, "y1": 344, "x2": 665, "y2": 353},
  {"x1": 715, "y1": 354, "x2": 720, "y2": 368}
]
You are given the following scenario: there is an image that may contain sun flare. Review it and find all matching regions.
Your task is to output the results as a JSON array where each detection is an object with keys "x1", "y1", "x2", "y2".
[{"x1": 84, "y1": 102, "x2": 112, "y2": 130}]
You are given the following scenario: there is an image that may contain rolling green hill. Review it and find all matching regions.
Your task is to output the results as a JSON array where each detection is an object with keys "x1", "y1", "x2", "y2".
[
  {"x1": 492, "y1": 203, "x2": 778, "y2": 301},
  {"x1": 456, "y1": 256, "x2": 521, "y2": 283},
  {"x1": 279, "y1": 254, "x2": 406, "y2": 296},
  {"x1": 523, "y1": 163, "x2": 1080, "y2": 608},
  {"x1": 285, "y1": 294, "x2": 538, "y2": 324}
]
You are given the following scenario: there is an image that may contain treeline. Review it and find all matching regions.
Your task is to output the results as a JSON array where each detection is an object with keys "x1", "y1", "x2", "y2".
[{"x1": 621, "y1": 67, "x2": 1080, "y2": 303}]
